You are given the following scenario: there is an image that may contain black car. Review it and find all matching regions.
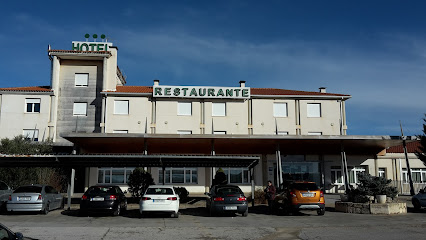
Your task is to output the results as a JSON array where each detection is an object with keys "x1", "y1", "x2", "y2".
[
  {"x1": 0, "y1": 223, "x2": 32, "y2": 240},
  {"x1": 80, "y1": 185, "x2": 127, "y2": 216},
  {"x1": 205, "y1": 185, "x2": 248, "y2": 217}
]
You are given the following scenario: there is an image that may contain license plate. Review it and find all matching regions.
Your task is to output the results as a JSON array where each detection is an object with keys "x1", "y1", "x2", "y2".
[
  {"x1": 224, "y1": 206, "x2": 237, "y2": 210},
  {"x1": 302, "y1": 193, "x2": 315, "y2": 197},
  {"x1": 91, "y1": 197, "x2": 104, "y2": 201},
  {"x1": 18, "y1": 196, "x2": 31, "y2": 201},
  {"x1": 153, "y1": 199, "x2": 165, "y2": 202}
]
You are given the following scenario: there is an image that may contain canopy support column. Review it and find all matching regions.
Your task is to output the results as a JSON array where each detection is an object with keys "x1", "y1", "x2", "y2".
[
  {"x1": 251, "y1": 167, "x2": 255, "y2": 207},
  {"x1": 276, "y1": 144, "x2": 283, "y2": 188},
  {"x1": 340, "y1": 142, "x2": 350, "y2": 193}
]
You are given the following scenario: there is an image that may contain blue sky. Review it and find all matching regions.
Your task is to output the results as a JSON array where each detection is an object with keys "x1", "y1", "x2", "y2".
[{"x1": 0, "y1": 0, "x2": 425, "y2": 136}]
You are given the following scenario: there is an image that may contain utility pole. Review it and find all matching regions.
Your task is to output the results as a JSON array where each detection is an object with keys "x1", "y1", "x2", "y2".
[{"x1": 400, "y1": 121, "x2": 415, "y2": 196}]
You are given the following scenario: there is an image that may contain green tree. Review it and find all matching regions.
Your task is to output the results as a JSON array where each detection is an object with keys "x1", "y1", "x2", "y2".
[
  {"x1": 127, "y1": 168, "x2": 155, "y2": 197},
  {"x1": 0, "y1": 135, "x2": 67, "y2": 191},
  {"x1": 212, "y1": 168, "x2": 227, "y2": 186},
  {"x1": 416, "y1": 116, "x2": 426, "y2": 166},
  {"x1": 348, "y1": 173, "x2": 398, "y2": 203}
]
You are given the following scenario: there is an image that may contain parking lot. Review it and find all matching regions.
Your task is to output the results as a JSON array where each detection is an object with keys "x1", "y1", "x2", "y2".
[{"x1": 1, "y1": 195, "x2": 426, "y2": 240}]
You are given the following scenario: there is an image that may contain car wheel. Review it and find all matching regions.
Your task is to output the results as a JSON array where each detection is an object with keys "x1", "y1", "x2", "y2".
[
  {"x1": 412, "y1": 199, "x2": 421, "y2": 210},
  {"x1": 242, "y1": 208, "x2": 248, "y2": 217},
  {"x1": 171, "y1": 212, "x2": 179, "y2": 218},
  {"x1": 209, "y1": 207, "x2": 215, "y2": 217},
  {"x1": 79, "y1": 210, "x2": 88, "y2": 217},
  {"x1": 317, "y1": 208, "x2": 325, "y2": 216},
  {"x1": 43, "y1": 204, "x2": 49, "y2": 215},
  {"x1": 113, "y1": 205, "x2": 121, "y2": 216}
]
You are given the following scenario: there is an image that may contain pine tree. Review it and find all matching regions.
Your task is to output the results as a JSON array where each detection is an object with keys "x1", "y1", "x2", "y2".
[{"x1": 416, "y1": 115, "x2": 426, "y2": 166}]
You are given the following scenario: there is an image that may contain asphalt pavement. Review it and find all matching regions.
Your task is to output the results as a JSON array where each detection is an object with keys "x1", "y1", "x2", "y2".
[{"x1": 0, "y1": 195, "x2": 424, "y2": 240}]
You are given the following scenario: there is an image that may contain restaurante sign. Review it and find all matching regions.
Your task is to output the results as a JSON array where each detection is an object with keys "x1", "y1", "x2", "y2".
[{"x1": 153, "y1": 85, "x2": 250, "y2": 99}]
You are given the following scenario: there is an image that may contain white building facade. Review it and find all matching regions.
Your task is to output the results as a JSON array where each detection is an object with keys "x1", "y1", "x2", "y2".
[{"x1": 0, "y1": 40, "x2": 422, "y2": 195}]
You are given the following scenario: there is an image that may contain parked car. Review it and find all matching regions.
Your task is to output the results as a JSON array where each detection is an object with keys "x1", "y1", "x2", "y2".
[
  {"x1": 0, "y1": 181, "x2": 13, "y2": 211},
  {"x1": 0, "y1": 223, "x2": 29, "y2": 240},
  {"x1": 80, "y1": 185, "x2": 127, "y2": 216},
  {"x1": 139, "y1": 185, "x2": 180, "y2": 218},
  {"x1": 7, "y1": 184, "x2": 63, "y2": 215},
  {"x1": 274, "y1": 181, "x2": 325, "y2": 215},
  {"x1": 412, "y1": 186, "x2": 426, "y2": 210},
  {"x1": 205, "y1": 184, "x2": 248, "y2": 217}
]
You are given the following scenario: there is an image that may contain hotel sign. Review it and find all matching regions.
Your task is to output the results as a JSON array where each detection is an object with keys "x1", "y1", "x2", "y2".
[
  {"x1": 72, "y1": 41, "x2": 113, "y2": 51},
  {"x1": 153, "y1": 85, "x2": 250, "y2": 99}
]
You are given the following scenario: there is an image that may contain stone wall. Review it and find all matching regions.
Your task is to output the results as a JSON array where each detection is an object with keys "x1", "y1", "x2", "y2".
[{"x1": 335, "y1": 201, "x2": 407, "y2": 215}]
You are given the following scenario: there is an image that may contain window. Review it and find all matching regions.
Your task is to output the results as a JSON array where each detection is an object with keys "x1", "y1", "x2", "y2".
[
  {"x1": 25, "y1": 98, "x2": 40, "y2": 113},
  {"x1": 307, "y1": 103, "x2": 321, "y2": 117},
  {"x1": 277, "y1": 131, "x2": 289, "y2": 135},
  {"x1": 98, "y1": 167, "x2": 134, "y2": 184},
  {"x1": 378, "y1": 168, "x2": 386, "y2": 178},
  {"x1": 75, "y1": 73, "x2": 89, "y2": 87},
  {"x1": 218, "y1": 167, "x2": 250, "y2": 184},
  {"x1": 178, "y1": 102, "x2": 192, "y2": 116},
  {"x1": 73, "y1": 102, "x2": 87, "y2": 116},
  {"x1": 159, "y1": 167, "x2": 198, "y2": 184},
  {"x1": 331, "y1": 166, "x2": 343, "y2": 184},
  {"x1": 177, "y1": 130, "x2": 192, "y2": 134},
  {"x1": 212, "y1": 102, "x2": 226, "y2": 116},
  {"x1": 113, "y1": 130, "x2": 128, "y2": 133},
  {"x1": 402, "y1": 168, "x2": 426, "y2": 183},
  {"x1": 213, "y1": 131, "x2": 226, "y2": 135},
  {"x1": 308, "y1": 132, "x2": 322, "y2": 135},
  {"x1": 23, "y1": 129, "x2": 39, "y2": 141},
  {"x1": 114, "y1": 100, "x2": 129, "y2": 115},
  {"x1": 273, "y1": 103, "x2": 287, "y2": 117},
  {"x1": 348, "y1": 166, "x2": 366, "y2": 184}
]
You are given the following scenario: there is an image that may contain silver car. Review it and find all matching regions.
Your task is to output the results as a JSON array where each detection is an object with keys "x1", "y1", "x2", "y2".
[
  {"x1": 0, "y1": 181, "x2": 13, "y2": 210},
  {"x1": 7, "y1": 184, "x2": 63, "y2": 214}
]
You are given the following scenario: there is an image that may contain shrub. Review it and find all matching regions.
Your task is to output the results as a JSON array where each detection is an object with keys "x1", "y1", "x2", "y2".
[
  {"x1": 174, "y1": 187, "x2": 189, "y2": 200},
  {"x1": 247, "y1": 187, "x2": 267, "y2": 204},
  {"x1": 348, "y1": 172, "x2": 398, "y2": 203},
  {"x1": 127, "y1": 168, "x2": 155, "y2": 197}
]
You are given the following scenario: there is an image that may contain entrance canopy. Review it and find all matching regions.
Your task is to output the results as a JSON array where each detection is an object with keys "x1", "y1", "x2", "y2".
[
  {"x1": 0, "y1": 154, "x2": 259, "y2": 168},
  {"x1": 62, "y1": 133, "x2": 411, "y2": 155}
]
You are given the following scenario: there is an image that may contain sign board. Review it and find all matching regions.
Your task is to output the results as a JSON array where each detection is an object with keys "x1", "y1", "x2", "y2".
[
  {"x1": 153, "y1": 85, "x2": 250, "y2": 99},
  {"x1": 72, "y1": 41, "x2": 113, "y2": 51}
]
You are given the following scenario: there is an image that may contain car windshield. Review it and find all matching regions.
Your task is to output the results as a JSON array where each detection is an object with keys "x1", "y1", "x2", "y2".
[
  {"x1": 216, "y1": 186, "x2": 242, "y2": 195},
  {"x1": 87, "y1": 186, "x2": 116, "y2": 194},
  {"x1": 145, "y1": 188, "x2": 173, "y2": 195},
  {"x1": 14, "y1": 186, "x2": 42, "y2": 193},
  {"x1": 291, "y1": 183, "x2": 319, "y2": 191}
]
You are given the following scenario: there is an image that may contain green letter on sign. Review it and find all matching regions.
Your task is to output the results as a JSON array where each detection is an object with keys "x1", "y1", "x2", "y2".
[
  {"x1": 165, "y1": 88, "x2": 172, "y2": 96},
  {"x1": 242, "y1": 89, "x2": 249, "y2": 97},
  {"x1": 226, "y1": 89, "x2": 233, "y2": 97},
  {"x1": 72, "y1": 43, "x2": 80, "y2": 51},
  {"x1": 190, "y1": 88, "x2": 198, "y2": 96},
  {"x1": 154, "y1": 87, "x2": 162, "y2": 96},
  {"x1": 207, "y1": 89, "x2": 215, "y2": 96},
  {"x1": 217, "y1": 89, "x2": 225, "y2": 97}
]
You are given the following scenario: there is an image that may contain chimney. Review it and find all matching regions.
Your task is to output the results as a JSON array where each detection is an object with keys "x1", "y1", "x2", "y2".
[
  {"x1": 239, "y1": 80, "x2": 246, "y2": 88},
  {"x1": 319, "y1": 87, "x2": 326, "y2": 93},
  {"x1": 153, "y1": 79, "x2": 160, "y2": 86}
]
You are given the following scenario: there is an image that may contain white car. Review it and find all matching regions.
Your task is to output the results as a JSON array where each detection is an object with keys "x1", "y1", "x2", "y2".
[
  {"x1": 412, "y1": 186, "x2": 426, "y2": 210},
  {"x1": 139, "y1": 185, "x2": 180, "y2": 218}
]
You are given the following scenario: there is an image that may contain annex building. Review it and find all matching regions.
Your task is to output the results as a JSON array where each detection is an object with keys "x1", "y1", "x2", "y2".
[{"x1": 0, "y1": 39, "x2": 423, "y2": 196}]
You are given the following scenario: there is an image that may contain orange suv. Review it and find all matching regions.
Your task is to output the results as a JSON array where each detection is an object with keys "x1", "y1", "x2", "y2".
[{"x1": 274, "y1": 181, "x2": 325, "y2": 215}]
